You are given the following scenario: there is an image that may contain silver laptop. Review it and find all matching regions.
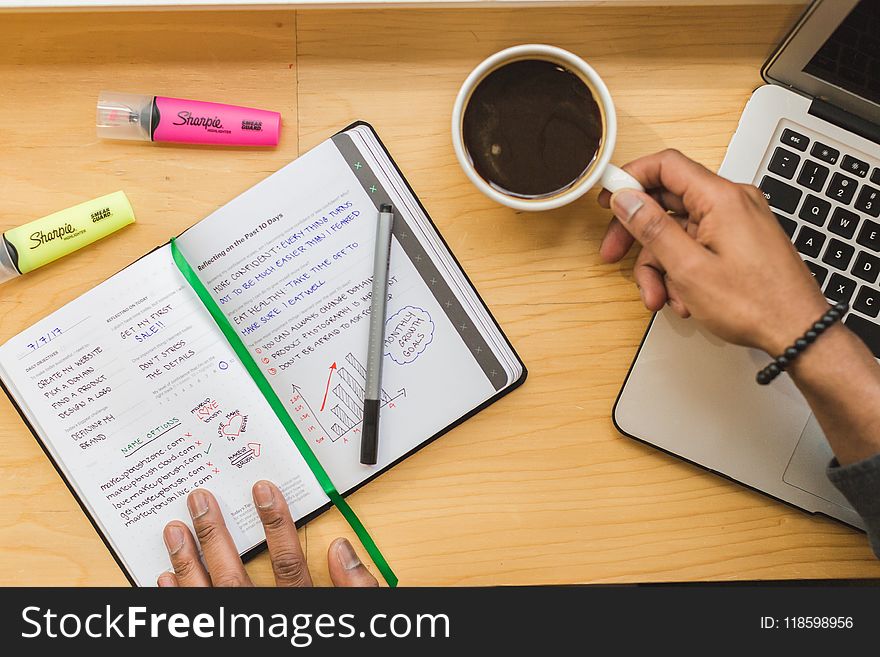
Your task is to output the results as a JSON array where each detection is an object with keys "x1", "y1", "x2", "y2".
[{"x1": 615, "y1": 0, "x2": 880, "y2": 530}]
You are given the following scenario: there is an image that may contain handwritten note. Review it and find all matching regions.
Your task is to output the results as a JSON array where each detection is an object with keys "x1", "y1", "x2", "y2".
[
  {"x1": 0, "y1": 129, "x2": 518, "y2": 586},
  {"x1": 0, "y1": 247, "x2": 327, "y2": 586},
  {"x1": 175, "y1": 138, "x2": 503, "y2": 493}
]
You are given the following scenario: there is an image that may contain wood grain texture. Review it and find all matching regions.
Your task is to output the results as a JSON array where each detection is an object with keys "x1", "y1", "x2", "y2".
[
  {"x1": 296, "y1": 5, "x2": 880, "y2": 585},
  {"x1": 1, "y1": 3, "x2": 878, "y2": 588},
  {"x1": 0, "y1": 1, "x2": 810, "y2": 12},
  {"x1": 0, "y1": 9, "x2": 298, "y2": 586}
]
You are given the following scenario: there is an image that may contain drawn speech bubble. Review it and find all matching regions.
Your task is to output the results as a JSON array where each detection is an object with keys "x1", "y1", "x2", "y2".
[{"x1": 384, "y1": 305, "x2": 435, "y2": 365}]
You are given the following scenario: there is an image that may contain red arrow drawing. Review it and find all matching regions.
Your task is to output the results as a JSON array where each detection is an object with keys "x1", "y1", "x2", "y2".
[{"x1": 319, "y1": 362, "x2": 337, "y2": 411}]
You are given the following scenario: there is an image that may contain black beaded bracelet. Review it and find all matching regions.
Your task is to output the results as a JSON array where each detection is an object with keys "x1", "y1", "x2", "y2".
[{"x1": 756, "y1": 301, "x2": 848, "y2": 385}]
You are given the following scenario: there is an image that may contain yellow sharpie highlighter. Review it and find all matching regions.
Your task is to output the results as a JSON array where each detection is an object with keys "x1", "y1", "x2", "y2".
[{"x1": 0, "y1": 191, "x2": 135, "y2": 285}]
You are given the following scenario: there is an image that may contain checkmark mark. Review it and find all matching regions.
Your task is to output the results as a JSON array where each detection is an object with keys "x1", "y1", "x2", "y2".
[{"x1": 205, "y1": 444, "x2": 212, "y2": 455}]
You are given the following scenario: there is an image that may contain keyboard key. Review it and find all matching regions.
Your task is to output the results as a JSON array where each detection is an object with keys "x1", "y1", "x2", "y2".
[
  {"x1": 852, "y1": 251, "x2": 880, "y2": 283},
  {"x1": 804, "y1": 260, "x2": 829, "y2": 286},
  {"x1": 796, "y1": 160, "x2": 829, "y2": 192},
  {"x1": 828, "y1": 207, "x2": 860, "y2": 239},
  {"x1": 857, "y1": 219, "x2": 880, "y2": 251},
  {"x1": 825, "y1": 272, "x2": 857, "y2": 303},
  {"x1": 855, "y1": 184, "x2": 880, "y2": 217},
  {"x1": 795, "y1": 225, "x2": 826, "y2": 258},
  {"x1": 841, "y1": 154, "x2": 870, "y2": 178},
  {"x1": 844, "y1": 314, "x2": 880, "y2": 358},
  {"x1": 780, "y1": 128, "x2": 809, "y2": 152},
  {"x1": 822, "y1": 238, "x2": 855, "y2": 270},
  {"x1": 760, "y1": 176, "x2": 802, "y2": 214},
  {"x1": 826, "y1": 172, "x2": 858, "y2": 204},
  {"x1": 872, "y1": 168, "x2": 880, "y2": 185},
  {"x1": 811, "y1": 142, "x2": 839, "y2": 165},
  {"x1": 773, "y1": 212, "x2": 796, "y2": 238},
  {"x1": 854, "y1": 286, "x2": 880, "y2": 318},
  {"x1": 768, "y1": 147, "x2": 800, "y2": 179},
  {"x1": 798, "y1": 194, "x2": 831, "y2": 226}
]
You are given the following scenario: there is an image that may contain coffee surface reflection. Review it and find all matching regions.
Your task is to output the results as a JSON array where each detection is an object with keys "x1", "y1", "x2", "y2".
[{"x1": 462, "y1": 59, "x2": 603, "y2": 198}]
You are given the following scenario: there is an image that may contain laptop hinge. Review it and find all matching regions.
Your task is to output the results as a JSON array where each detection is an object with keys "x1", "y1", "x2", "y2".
[{"x1": 809, "y1": 98, "x2": 880, "y2": 146}]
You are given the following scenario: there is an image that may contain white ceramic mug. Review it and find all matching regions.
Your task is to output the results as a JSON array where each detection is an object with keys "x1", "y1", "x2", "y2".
[{"x1": 452, "y1": 44, "x2": 643, "y2": 211}]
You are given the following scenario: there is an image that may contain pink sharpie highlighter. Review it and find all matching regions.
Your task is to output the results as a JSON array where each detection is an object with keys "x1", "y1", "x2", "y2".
[{"x1": 96, "y1": 91, "x2": 281, "y2": 147}]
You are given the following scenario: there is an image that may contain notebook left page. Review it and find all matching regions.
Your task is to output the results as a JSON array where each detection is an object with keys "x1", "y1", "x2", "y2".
[{"x1": 0, "y1": 246, "x2": 327, "y2": 586}]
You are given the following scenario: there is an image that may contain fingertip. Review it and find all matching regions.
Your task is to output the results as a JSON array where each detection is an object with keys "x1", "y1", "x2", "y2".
[
  {"x1": 187, "y1": 488, "x2": 213, "y2": 520},
  {"x1": 610, "y1": 188, "x2": 649, "y2": 223},
  {"x1": 642, "y1": 287, "x2": 668, "y2": 312},
  {"x1": 328, "y1": 538, "x2": 379, "y2": 588},
  {"x1": 188, "y1": 486, "x2": 216, "y2": 501},
  {"x1": 330, "y1": 537, "x2": 358, "y2": 567},
  {"x1": 157, "y1": 571, "x2": 178, "y2": 587},
  {"x1": 598, "y1": 238, "x2": 620, "y2": 264},
  {"x1": 633, "y1": 257, "x2": 668, "y2": 311},
  {"x1": 599, "y1": 218, "x2": 634, "y2": 263},
  {"x1": 252, "y1": 480, "x2": 276, "y2": 509},
  {"x1": 163, "y1": 522, "x2": 187, "y2": 556},
  {"x1": 640, "y1": 280, "x2": 668, "y2": 311},
  {"x1": 597, "y1": 188, "x2": 612, "y2": 209},
  {"x1": 162, "y1": 522, "x2": 212, "y2": 587}
]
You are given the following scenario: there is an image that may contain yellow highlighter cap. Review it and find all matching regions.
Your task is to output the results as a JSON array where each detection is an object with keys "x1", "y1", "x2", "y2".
[{"x1": 3, "y1": 191, "x2": 135, "y2": 277}]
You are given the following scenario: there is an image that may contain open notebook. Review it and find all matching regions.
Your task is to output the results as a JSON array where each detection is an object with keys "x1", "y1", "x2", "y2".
[{"x1": 0, "y1": 123, "x2": 525, "y2": 586}]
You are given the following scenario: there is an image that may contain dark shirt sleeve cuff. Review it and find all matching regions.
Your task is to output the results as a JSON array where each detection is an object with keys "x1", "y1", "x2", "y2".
[{"x1": 827, "y1": 453, "x2": 880, "y2": 559}]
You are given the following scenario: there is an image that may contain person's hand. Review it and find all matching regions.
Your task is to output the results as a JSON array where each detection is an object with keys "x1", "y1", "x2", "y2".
[
  {"x1": 157, "y1": 480, "x2": 379, "y2": 587},
  {"x1": 598, "y1": 149, "x2": 829, "y2": 355},
  {"x1": 598, "y1": 149, "x2": 880, "y2": 468}
]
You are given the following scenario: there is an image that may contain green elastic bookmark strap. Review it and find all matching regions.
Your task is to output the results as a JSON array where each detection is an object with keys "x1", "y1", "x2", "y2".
[{"x1": 170, "y1": 238, "x2": 398, "y2": 588}]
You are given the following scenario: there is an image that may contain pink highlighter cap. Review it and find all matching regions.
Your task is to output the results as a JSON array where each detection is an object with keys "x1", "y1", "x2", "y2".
[{"x1": 97, "y1": 91, "x2": 281, "y2": 147}]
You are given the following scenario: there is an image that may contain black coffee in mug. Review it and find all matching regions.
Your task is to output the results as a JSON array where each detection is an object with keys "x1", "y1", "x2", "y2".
[{"x1": 462, "y1": 59, "x2": 603, "y2": 198}]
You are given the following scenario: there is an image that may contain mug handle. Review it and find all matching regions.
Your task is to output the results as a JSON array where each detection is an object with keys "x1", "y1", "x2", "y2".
[{"x1": 600, "y1": 164, "x2": 644, "y2": 194}]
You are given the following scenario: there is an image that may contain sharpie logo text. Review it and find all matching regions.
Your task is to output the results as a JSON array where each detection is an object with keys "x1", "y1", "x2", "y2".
[
  {"x1": 172, "y1": 111, "x2": 224, "y2": 130},
  {"x1": 30, "y1": 223, "x2": 76, "y2": 249}
]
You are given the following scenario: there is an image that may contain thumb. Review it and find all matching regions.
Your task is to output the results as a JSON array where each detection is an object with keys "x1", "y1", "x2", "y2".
[
  {"x1": 327, "y1": 538, "x2": 379, "y2": 587},
  {"x1": 610, "y1": 188, "x2": 704, "y2": 270}
]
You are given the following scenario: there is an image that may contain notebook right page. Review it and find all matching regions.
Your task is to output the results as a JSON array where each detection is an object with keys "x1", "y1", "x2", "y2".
[{"x1": 175, "y1": 136, "x2": 513, "y2": 494}]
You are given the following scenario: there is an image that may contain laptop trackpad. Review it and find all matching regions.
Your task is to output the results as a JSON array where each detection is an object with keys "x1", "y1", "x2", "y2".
[{"x1": 782, "y1": 414, "x2": 853, "y2": 509}]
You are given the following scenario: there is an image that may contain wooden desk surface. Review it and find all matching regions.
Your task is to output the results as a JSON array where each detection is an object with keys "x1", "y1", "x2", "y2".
[{"x1": 3, "y1": 3, "x2": 879, "y2": 587}]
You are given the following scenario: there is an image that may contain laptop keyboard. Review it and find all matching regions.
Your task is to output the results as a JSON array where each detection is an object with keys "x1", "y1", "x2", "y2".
[{"x1": 756, "y1": 122, "x2": 880, "y2": 358}]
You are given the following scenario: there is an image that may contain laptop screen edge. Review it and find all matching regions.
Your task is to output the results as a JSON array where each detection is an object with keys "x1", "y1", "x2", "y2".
[{"x1": 763, "y1": 0, "x2": 880, "y2": 126}]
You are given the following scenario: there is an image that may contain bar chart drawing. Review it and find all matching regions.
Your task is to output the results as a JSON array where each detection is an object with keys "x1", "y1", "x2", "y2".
[{"x1": 291, "y1": 352, "x2": 405, "y2": 443}]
